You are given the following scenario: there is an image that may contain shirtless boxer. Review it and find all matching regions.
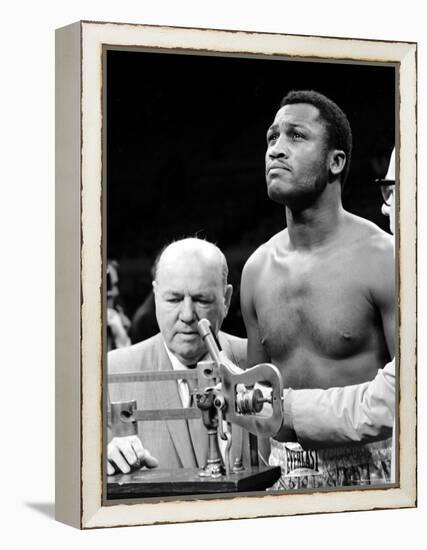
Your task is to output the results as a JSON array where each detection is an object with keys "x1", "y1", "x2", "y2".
[{"x1": 241, "y1": 90, "x2": 395, "y2": 489}]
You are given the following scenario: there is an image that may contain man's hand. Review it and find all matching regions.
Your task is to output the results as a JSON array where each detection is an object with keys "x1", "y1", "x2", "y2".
[{"x1": 107, "y1": 435, "x2": 159, "y2": 475}]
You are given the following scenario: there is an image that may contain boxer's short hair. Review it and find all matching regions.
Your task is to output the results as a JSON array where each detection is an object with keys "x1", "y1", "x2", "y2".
[{"x1": 280, "y1": 90, "x2": 353, "y2": 185}]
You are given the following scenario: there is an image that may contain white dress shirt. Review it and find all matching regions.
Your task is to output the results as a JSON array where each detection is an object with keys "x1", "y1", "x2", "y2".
[{"x1": 163, "y1": 342, "x2": 206, "y2": 407}]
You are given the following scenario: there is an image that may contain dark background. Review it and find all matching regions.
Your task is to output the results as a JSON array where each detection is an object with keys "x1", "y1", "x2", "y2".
[{"x1": 106, "y1": 49, "x2": 395, "y2": 339}]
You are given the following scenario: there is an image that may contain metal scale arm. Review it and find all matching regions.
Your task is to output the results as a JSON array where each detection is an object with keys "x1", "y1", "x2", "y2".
[{"x1": 197, "y1": 319, "x2": 284, "y2": 438}]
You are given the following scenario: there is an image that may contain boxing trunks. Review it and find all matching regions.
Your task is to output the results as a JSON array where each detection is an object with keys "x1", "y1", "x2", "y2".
[{"x1": 268, "y1": 437, "x2": 392, "y2": 490}]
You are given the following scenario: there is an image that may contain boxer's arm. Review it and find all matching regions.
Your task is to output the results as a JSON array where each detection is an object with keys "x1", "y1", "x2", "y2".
[
  {"x1": 241, "y1": 255, "x2": 270, "y2": 367},
  {"x1": 369, "y1": 236, "x2": 395, "y2": 358}
]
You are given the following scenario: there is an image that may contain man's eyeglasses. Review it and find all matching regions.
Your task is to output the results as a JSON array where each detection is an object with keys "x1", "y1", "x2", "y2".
[{"x1": 376, "y1": 179, "x2": 395, "y2": 206}]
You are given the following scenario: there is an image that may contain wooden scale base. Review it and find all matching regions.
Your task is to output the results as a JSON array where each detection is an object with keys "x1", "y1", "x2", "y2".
[{"x1": 107, "y1": 465, "x2": 281, "y2": 499}]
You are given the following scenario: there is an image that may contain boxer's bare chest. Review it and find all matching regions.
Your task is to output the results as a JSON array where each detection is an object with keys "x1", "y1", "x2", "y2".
[{"x1": 254, "y1": 243, "x2": 376, "y2": 363}]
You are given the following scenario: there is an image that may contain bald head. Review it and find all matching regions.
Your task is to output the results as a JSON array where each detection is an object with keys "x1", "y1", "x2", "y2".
[
  {"x1": 152, "y1": 238, "x2": 233, "y2": 365},
  {"x1": 154, "y1": 238, "x2": 229, "y2": 289}
]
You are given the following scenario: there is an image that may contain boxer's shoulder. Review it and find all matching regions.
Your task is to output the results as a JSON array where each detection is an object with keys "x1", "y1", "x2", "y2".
[
  {"x1": 346, "y1": 212, "x2": 393, "y2": 246},
  {"x1": 243, "y1": 229, "x2": 289, "y2": 273},
  {"x1": 341, "y1": 214, "x2": 394, "y2": 291}
]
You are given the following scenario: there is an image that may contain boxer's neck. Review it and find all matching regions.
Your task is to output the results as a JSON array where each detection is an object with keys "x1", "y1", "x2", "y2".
[{"x1": 285, "y1": 187, "x2": 345, "y2": 250}]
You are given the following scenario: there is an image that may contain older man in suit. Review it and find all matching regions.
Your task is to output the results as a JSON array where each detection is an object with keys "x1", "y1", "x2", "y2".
[{"x1": 107, "y1": 238, "x2": 246, "y2": 474}]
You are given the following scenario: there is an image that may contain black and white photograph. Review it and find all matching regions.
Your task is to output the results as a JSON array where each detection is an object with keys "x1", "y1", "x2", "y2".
[
  {"x1": 1, "y1": 1, "x2": 422, "y2": 545},
  {"x1": 53, "y1": 20, "x2": 416, "y2": 529},
  {"x1": 104, "y1": 46, "x2": 398, "y2": 500},
  {"x1": 3, "y1": 0, "x2": 425, "y2": 545}
]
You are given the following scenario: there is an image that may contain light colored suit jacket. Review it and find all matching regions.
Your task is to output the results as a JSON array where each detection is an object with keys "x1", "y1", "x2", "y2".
[
  {"x1": 108, "y1": 331, "x2": 247, "y2": 469},
  {"x1": 284, "y1": 359, "x2": 395, "y2": 449}
]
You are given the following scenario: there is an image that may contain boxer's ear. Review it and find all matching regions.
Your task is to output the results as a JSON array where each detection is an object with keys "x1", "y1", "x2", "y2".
[{"x1": 329, "y1": 149, "x2": 346, "y2": 178}]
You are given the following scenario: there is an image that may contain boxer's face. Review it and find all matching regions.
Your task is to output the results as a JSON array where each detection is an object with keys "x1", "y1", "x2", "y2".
[
  {"x1": 153, "y1": 253, "x2": 232, "y2": 365},
  {"x1": 265, "y1": 103, "x2": 333, "y2": 209}
]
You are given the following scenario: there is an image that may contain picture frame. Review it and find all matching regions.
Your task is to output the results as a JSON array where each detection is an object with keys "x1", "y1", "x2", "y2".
[{"x1": 55, "y1": 20, "x2": 417, "y2": 529}]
